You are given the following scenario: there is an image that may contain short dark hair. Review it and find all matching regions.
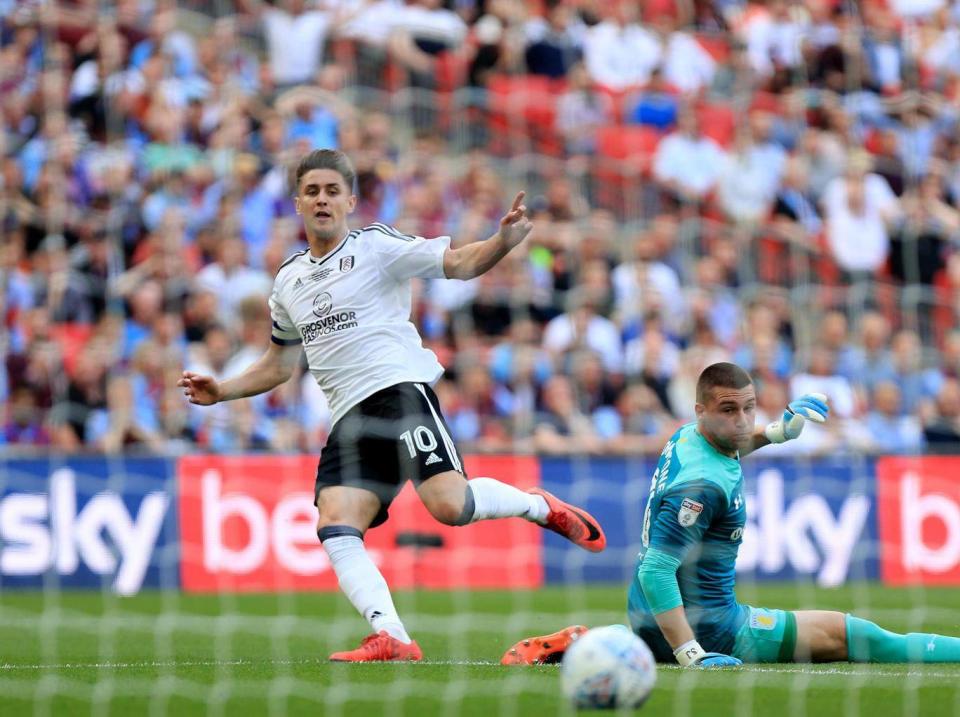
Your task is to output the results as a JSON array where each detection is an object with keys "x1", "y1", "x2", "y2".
[
  {"x1": 293, "y1": 149, "x2": 356, "y2": 193},
  {"x1": 696, "y1": 362, "x2": 753, "y2": 403}
]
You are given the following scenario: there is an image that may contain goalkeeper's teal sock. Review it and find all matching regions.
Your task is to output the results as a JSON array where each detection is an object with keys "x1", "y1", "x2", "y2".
[{"x1": 846, "y1": 615, "x2": 960, "y2": 663}]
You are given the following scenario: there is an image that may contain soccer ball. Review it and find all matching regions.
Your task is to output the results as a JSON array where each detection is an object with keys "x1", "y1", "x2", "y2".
[{"x1": 561, "y1": 625, "x2": 657, "y2": 710}]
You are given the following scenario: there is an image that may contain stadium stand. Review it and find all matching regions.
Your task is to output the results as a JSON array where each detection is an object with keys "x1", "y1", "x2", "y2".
[{"x1": 3, "y1": 0, "x2": 960, "y2": 458}]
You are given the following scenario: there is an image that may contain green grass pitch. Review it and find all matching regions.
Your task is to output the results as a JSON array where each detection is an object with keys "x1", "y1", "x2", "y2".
[{"x1": 1, "y1": 583, "x2": 959, "y2": 716}]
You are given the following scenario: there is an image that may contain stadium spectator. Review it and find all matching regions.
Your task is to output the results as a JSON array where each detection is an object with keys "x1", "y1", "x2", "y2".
[
  {"x1": 1, "y1": 385, "x2": 49, "y2": 446},
  {"x1": 791, "y1": 346, "x2": 857, "y2": 420},
  {"x1": 732, "y1": 302, "x2": 792, "y2": 380},
  {"x1": 888, "y1": 329, "x2": 944, "y2": 414},
  {"x1": 848, "y1": 311, "x2": 896, "y2": 393},
  {"x1": 542, "y1": 291, "x2": 623, "y2": 375},
  {"x1": 736, "y1": 0, "x2": 804, "y2": 80},
  {"x1": 384, "y1": 0, "x2": 468, "y2": 97},
  {"x1": 623, "y1": 316, "x2": 680, "y2": 410},
  {"x1": 864, "y1": 381, "x2": 925, "y2": 454},
  {"x1": 716, "y1": 123, "x2": 781, "y2": 225},
  {"x1": 861, "y1": 7, "x2": 905, "y2": 95},
  {"x1": 567, "y1": 349, "x2": 618, "y2": 416},
  {"x1": 819, "y1": 310, "x2": 860, "y2": 382},
  {"x1": 625, "y1": 68, "x2": 678, "y2": 131},
  {"x1": 821, "y1": 149, "x2": 901, "y2": 276},
  {"x1": 597, "y1": 382, "x2": 675, "y2": 454},
  {"x1": 652, "y1": 105, "x2": 728, "y2": 204},
  {"x1": 4, "y1": 0, "x2": 960, "y2": 457},
  {"x1": 533, "y1": 374, "x2": 605, "y2": 454},
  {"x1": 771, "y1": 155, "x2": 822, "y2": 246},
  {"x1": 924, "y1": 378, "x2": 960, "y2": 452},
  {"x1": 524, "y1": 0, "x2": 584, "y2": 79},
  {"x1": 612, "y1": 231, "x2": 683, "y2": 332},
  {"x1": 942, "y1": 331, "x2": 960, "y2": 380},
  {"x1": 889, "y1": 167, "x2": 959, "y2": 286},
  {"x1": 239, "y1": 0, "x2": 334, "y2": 89},
  {"x1": 583, "y1": 2, "x2": 661, "y2": 91},
  {"x1": 557, "y1": 63, "x2": 614, "y2": 157},
  {"x1": 656, "y1": 14, "x2": 716, "y2": 94},
  {"x1": 445, "y1": 362, "x2": 511, "y2": 451},
  {"x1": 194, "y1": 237, "x2": 272, "y2": 324}
]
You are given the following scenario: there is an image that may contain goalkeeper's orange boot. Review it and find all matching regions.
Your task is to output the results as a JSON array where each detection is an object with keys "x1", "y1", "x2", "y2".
[
  {"x1": 528, "y1": 488, "x2": 607, "y2": 552},
  {"x1": 501, "y1": 625, "x2": 589, "y2": 665},
  {"x1": 329, "y1": 631, "x2": 423, "y2": 662}
]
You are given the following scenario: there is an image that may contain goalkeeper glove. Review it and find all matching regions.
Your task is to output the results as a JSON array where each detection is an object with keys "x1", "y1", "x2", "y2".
[
  {"x1": 674, "y1": 640, "x2": 743, "y2": 668},
  {"x1": 764, "y1": 393, "x2": 829, "y2": 444}
]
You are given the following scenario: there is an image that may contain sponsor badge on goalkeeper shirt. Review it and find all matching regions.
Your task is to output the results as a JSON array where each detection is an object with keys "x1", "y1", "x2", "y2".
[
  {"x1": 678, "y1": 498, "x2": 704, "y2": 527},
  {"x1": 749, "y1": 611, "x2": 777, "y2": 630}
]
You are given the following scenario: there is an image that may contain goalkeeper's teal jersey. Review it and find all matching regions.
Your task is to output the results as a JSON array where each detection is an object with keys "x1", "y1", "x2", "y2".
[{"x1": 627, "y1": 422, "x2": 749, "y2": 661}]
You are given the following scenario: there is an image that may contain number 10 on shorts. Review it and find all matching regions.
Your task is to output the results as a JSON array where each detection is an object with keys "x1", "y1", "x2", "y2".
[{"x1": 400, "y1": 427, "x2": 438, "y2": 458}]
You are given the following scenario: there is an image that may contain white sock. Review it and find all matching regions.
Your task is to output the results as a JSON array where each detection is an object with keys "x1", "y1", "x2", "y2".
[
  {"x1": 466, "y1": 477, "x2": 550, "y2": 524},
  {"x1": 322, "y1": 535, "x2": 412, "y2": 644}
]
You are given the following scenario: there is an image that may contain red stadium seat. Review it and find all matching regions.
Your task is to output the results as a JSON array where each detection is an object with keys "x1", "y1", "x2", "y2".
[
  {"x1": 697, "y1": 103, "x2": 736, "y2": 147},
  {"x1": 486, "y1": 74, "x2": 567, "y2": 155},
  {"x1": 596, "y1": 125, "x2": 662, "y2": 161},
  {"x1": 435, "y1": 50, "x2": 470, "y2": 93},
  {"x1": 433, "y1": 49, "x2": 472, "y2": 133},
  {"x1": 749, "y1": 92, "x2": 783, "y2": 114},
  {"x1": 695, "y1": 33, "x2": 731, "y2": 64},
  {"x1": 593, "y1": 125, "x2": 663, "y2": 217},
  {"x1": 50, "y1": 323, "x2": 94, "y2": 378}
]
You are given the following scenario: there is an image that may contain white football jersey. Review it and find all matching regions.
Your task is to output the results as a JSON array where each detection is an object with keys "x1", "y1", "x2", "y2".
[{"x1": 269, "y1": 224, "x2": 451, "y2": 426}]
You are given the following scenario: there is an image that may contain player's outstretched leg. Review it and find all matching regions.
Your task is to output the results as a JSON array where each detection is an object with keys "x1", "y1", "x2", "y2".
[
  {"x1": 527, "y1": 487, "x2": 607, "y2": 553},
  {"x1": 418, "y1": 473, "x2": 606, "y2": 553},
  {"x1": 794, "y1": 610, "x2": 960, "y2": 663},
  {"x1": 846, "y1": 615, "x2": 960, "y2": 663}
]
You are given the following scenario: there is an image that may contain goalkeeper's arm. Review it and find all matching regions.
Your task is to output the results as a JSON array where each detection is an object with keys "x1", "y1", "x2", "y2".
[
  {"x1": 637, "y1": 549, "x2": 741, "y2": 668},
  {"x1": 741, "y1": 392, "x2": 830, "y2": 458}
]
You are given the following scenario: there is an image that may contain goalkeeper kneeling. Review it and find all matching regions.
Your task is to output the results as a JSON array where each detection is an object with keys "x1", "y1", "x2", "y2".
[{"x1": 503, "y1": 362, "x2": 960, "y2": 667}]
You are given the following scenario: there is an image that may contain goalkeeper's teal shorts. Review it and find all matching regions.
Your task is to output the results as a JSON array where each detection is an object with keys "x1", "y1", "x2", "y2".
[{"x1": 732, "y1": 606, "x2": 798, "y2": 663}]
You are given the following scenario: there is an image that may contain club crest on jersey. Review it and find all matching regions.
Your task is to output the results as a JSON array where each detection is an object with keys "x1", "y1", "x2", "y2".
[
  {"x1": 340, "y1": 255, "x2": 354, "y2": 272},
  {"x1": 312, "y1": 292, "x2": 333, "y2": 317},
  {"x1": 678, "y1": 498, "x2": 704, "y2": 527}
]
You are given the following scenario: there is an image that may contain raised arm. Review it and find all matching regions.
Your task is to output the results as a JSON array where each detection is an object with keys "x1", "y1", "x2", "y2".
[
  {"x1": 178, "y1": 341, "x2": 301, "y2": 405},
  {"x1": 442, "y1": 191, "x2": 533, "y2": 280},
  {"x1": 741, "y1": 393, "x2": 830, "y2": 458}
]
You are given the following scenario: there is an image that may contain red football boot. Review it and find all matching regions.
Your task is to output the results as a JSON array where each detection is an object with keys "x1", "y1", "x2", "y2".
[
  {"x1": 501, "y1": 625, "x2": 590, "y2": 665},
  {"x1": 329, "y1": 631, "x2": 423, "y2": 662},
  {"x1": 528, "y1": 488, "x2": 607, "y2": 552}
]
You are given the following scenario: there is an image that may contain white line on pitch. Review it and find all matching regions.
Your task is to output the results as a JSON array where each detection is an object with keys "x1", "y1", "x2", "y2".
[
  {"x1": 4, "y1": 661, "x2": 957, "y2": 676},
  {"x1": 660, "y1": 665, "x2": 960, "y2": 679},
  {"x1": 0, "y1": 658, "x2": 502, "y2": 671}
]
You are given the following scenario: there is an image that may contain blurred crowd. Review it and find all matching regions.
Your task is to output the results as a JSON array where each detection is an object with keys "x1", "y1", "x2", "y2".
[{"x1": 3, "y1": 0, "x2": 960, "y2": 456}]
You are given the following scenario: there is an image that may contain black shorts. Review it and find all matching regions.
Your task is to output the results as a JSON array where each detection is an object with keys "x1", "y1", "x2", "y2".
[{"x1": 315, "y1": 382, "x2": 466, "y2": 528}]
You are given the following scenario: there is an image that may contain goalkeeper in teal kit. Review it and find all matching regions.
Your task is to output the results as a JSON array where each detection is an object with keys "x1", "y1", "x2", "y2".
[{"x1": 503, "y1": 362, "x2": 960, "y2": 667}]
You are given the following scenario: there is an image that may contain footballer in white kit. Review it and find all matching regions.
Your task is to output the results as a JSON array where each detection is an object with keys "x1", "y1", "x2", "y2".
[
  {"x1": 269, "y1": 220, "x2": 461, "y2": 527},
  {"x1": 179, "y1": 149, "x2": 607, "y2": 662}
]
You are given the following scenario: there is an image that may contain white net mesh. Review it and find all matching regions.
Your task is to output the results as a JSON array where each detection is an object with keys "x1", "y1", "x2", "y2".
[{"x1": 4, "y1": 1, "x2": 960, "y2": 714}]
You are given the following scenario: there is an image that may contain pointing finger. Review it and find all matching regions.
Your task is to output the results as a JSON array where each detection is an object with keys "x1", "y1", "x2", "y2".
[{"x1": 511, "y1": 191, "x2": 526, "y2": 213}]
